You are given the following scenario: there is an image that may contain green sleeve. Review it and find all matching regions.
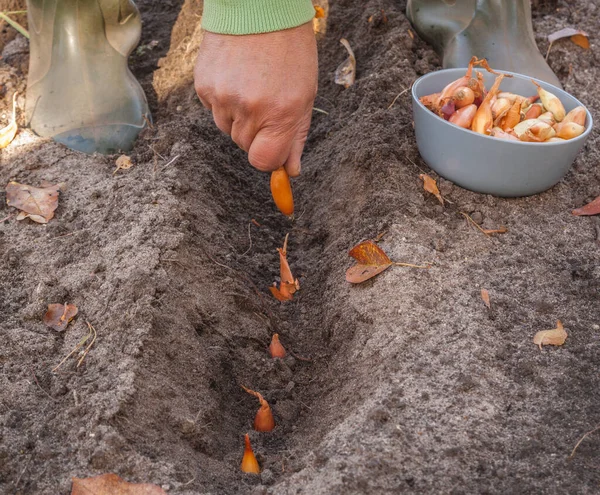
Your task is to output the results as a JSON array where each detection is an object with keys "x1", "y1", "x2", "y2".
[{"x1": 202, "y1": 0, "x2": 316, "y2": 35}]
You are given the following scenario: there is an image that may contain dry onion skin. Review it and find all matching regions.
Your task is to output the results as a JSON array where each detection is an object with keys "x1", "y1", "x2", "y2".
[{"x1": 419, "y1": 59, "x2": 586, "y2": 143}]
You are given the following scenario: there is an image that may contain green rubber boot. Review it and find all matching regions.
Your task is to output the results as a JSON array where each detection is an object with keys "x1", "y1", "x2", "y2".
[
  {"x1": 26, "y1": 0, "x2": 151, "y2": 154},
  {"x1": 406, "y1": 0, "x2": 562, "y2": 88}
]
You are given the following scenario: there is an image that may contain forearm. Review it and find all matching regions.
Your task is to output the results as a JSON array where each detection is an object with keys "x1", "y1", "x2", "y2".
[{"x1": 202, "y1": 0, "x2": 315, "y2": 35}]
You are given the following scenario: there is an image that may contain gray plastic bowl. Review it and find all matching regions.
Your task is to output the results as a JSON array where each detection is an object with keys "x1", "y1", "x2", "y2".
[{"x1": 411, "y1": 68, "x2": 593, "y2": 197}]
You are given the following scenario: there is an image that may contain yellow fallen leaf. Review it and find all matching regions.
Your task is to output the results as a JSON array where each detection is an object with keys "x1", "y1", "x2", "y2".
[
  {"x1": 533, "y1": 320, "x2": 567, "y2": 350},
  {"x1": 419, "y1": 174, "x2": 444, "y2": 205}
]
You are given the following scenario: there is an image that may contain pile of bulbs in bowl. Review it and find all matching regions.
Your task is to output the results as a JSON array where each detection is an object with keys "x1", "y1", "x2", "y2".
[{"x1": 419, "y1": 56, "x2": 586, "y2": 143}]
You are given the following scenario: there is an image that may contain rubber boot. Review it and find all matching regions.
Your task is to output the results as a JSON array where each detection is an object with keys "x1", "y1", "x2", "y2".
[
  {"x1": 406, "y1": 0, "x2": 562, "y2": 88},
  {"x1": 25, "y1": 0, "x2": 151, "y2": 154}
]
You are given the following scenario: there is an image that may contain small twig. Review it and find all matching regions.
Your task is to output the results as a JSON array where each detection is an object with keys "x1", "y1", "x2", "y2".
[
  {"x1": 312, "y1": 107, "x2": 329, "y2": 115},
  {"x1": 315, "y1": 94, "x2": 335, "y2": 107},
  {"x1": 0, "y1": 12, "x2": 29, "y2": 38},
  {"x1": 387, "y1": 87, "x2": 409, "y2": 110},
  {"x1": 0, "y1": 213, "x2": 13, "y2": 223},
  {"x1": 545, "y1": 41, "x2": 554, "y2": 61},
  {"x1": 253, "y1": 311, "x2": 268, "y2": 322},
  {"x1": 152, "y1": 151, "x2": 159, "y2": 177},
  {"x1": 569, "y1": 424, "x2": 600, "y2": 460},
  {"x1": 161, "y1": 154, "x2": 180, "y2": 170},
  {"x1": 52, "y1": 231, "x2": 77, "y2": 240},
  {"x1": 102, "y1": 286, "x2": 116, "y2": 316},
  {"x1": 223, "y1": 292, "x2": 253, "y2": 300},
  {"x1": 295, "y1": 207, "x2": 307, "y2": 221},
  {"x1": 372, "y1": 230, "x2": 388, "y2": 242},
  {"x1": 161, "y1": 258, "x2": 184, "y2": 267},
  {"x1": 405, "y1": 156, "x2": 428, "y2": 175},
  {"x1": 149, "y1": 145, "x2": 165, "y2": 161},
  {"x1": 240, "y1": 221, "x2": 253, "y2": 256},
  {"x1": 143, "y1": 114, "x2": 154, "y2": 130},
  {"x1": 28, "y1": 365, "x2": 56, "y2": 401},
  {"x1": 13, "y1": 455, "x2": 32, "y2": 493},
  {"x1": 460, "y1": 212, "x2": 491, "y2": 238},
  {"x1": 52, "y1": 325, "x2": 93, "y2": 372},
  {"x1": 291, "y1": 351, "x2": 313, "y2": 362},
  {"x1": 77, "y1": 321, "x2": 97, "y2": 367},
  {"x1": 393, "y1": 261, "x2": 431, "y2": 269},
  {"x1": 182, "y1": 476, "x2": 196, "y2": 487},
  {"x1": 205, "y1": 251, "x2": 235, "y2": 272},
  {"x1": 282, "y1": 232, "x2": 290, "y2": 256}
]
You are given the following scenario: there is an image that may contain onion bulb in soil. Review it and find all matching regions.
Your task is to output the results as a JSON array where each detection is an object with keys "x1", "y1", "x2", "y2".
[{"x1": 241, "y1": 434, "x2": 260, "y2": 474}]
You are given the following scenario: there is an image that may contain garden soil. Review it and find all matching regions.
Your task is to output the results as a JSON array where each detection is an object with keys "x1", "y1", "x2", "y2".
[{"x1": 1, "y1": 0, "x2": 599, "y2": 494}]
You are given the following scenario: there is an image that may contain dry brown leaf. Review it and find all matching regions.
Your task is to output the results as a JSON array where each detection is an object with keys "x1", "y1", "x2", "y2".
[
  {"x1": 346, "y1": 240, "x2": 392, "y2": 283},
  {"x1": 43, "y1": 303, "x2": 78, "y2": 332},
  {"x1": 347, "y1": 240, "x2": 392, "y2": 265},
  {"x1": 0, "y1": 92, "x2": 18, "y2": 149},
  {"x1": 548, "y1": 28, "x2": 589, "y2": 49},
  {"x1": 334, "y1": 38, "x2": 356, "y2": 88},
  {"x1": 71, "y1": 473, "x2": 167, "y2": 495},
  {"x1": 480, "y1": 289, "x2": 491, "y2": 309},
  {"x1": 346, "y1": 240, "x2": 430, "y2": 283},
  {"x1": 6, "y1": 181, "x2": 61, "y2": 224},
  {"x1": 346, "y1": 263, "x2": 392, "y2": 283},
  {"x1": 572, "y1": 195, "x2": 600, "y2": 216},
  {"x1": 419, "y1": 174, "x2": 444, "y2": 205},
  {"x1": 113, "y1": 154, "x2": 134, "y2": 174},
  {"x1": 533, "y1": 320, "x2": 567, "y2": 350},
  {"x1": 314, "y1": 5, "x2": 325, "y2": 18}
]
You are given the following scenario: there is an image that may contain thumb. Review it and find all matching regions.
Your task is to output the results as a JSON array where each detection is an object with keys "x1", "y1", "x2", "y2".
[
  {"x1": 284, "y1": 114, "x2": 311, "y2": 177},
  {"x1": 283, "y1": 131, "x2": 307, "y2": 178},
  {"x1": 248, "y1": 128, "x2": 294, "y2": 173}
]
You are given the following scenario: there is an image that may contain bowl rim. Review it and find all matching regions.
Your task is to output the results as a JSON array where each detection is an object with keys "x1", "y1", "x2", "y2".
[{"x1": 411, "y1": 67, "x2": 594, "y2": 147}]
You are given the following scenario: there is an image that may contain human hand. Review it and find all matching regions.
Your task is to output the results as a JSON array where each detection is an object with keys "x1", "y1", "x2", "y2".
[{"x1": 194, "y1": 22, "x2": 318, "y2": 177}]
